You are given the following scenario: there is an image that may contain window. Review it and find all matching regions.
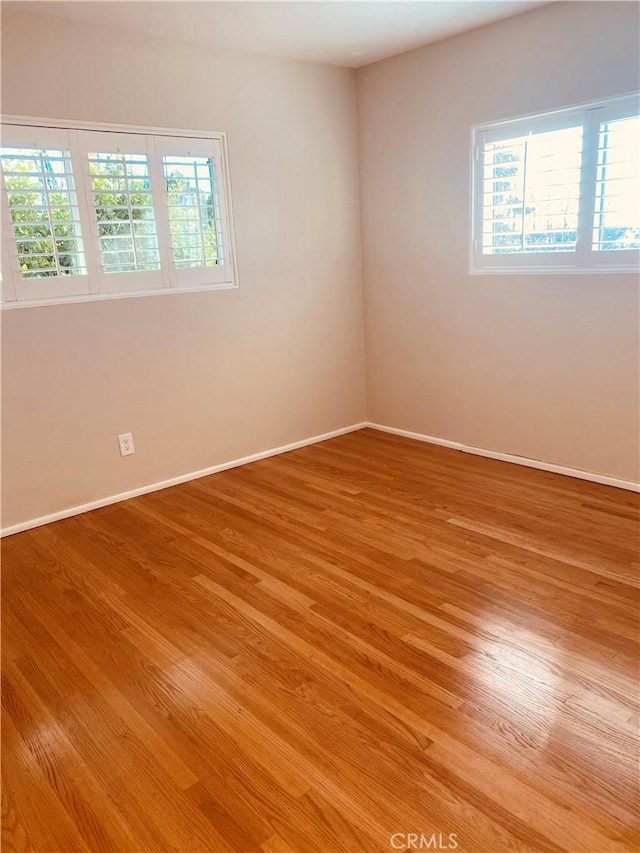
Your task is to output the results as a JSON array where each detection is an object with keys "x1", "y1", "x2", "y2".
[
  {"x1": 154, "y1": 134, "x2": 232, "y2": 288},
  {"x1": 1, "y1": 147, "x2": 85, "y2": 278},
  {"x1": 88, "y1": 151, "x2": 160, "y2": 274},
  {"x1": 1, "y1": 120, "x2": 238, "y2": 306},
  {"x1": 471, "y1": 93, "x2": 639, "y2": 273},
  {"x1": 593, "y1": 115, "x2": 639, "y2": 252},
  {"x1": 163, "y1": 156, "x2": 221, "y2": 269}
]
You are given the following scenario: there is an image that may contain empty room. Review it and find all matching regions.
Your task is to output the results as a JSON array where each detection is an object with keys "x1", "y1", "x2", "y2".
[{"x1": 1, "y1": 1, "x2": 639, "y2": 851}]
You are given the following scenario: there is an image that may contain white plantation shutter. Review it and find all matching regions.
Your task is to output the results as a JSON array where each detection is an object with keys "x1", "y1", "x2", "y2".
[
  {"x1": 472, "y1": 93, "x2": 640, "y2": 273},
  {"x1": 88, "y1": 152, "x2": 160, "y2": 273},
  {"x1": 79, "y1": 131, "x2": 166, "y2": 294},
  {"x1": 592, "y1": 114, "x2": 640, "y2": 253},
  {"x1": 481, "y1": 126, "x2": 583, "y2": 256},
  {"x1": 2, "y1": 149, "x2": 86, "y2": 274},
  {"x1": 154, "y1": 135, "x2": 234, "y2": 287},
  {"x1": 0, "y1": 125, "x2": 91, "y2": 301},
  {"x1": 1, "y1": 120, "x2": 238, "y2": 306}
]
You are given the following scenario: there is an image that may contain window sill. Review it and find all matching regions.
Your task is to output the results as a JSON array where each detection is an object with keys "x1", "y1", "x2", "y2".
[
  {"x1": 0, "y1": 281, "x2": 239, "y2": 310},
  {"x1": 469, "y1": 265, "x2": 640, "y2": 276}
]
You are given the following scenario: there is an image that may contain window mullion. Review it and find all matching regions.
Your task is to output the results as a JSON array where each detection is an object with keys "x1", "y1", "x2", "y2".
[
  {"x1": 74, "y1": 130, "x2": 106, "y2": 293},
  {"x1": 575, "y1": 109, "x2": 600, "y2": 268},
  {"x1": 0, "y1": 167, "x2": 19, "y2": 301},
  {"x1": 194, "y1": 160, "x2": 209, "y2": 264},
  {"x1": 520, "y1": 138, "x2": 529, "y2": 252},
  {"x1": 39, "y1": 152, "x2": 63, "y2": 277},
  {"x1": 122, "y1": 160, "x2": 140, "y2": 272},
  {"x1": 148, "y1": 137, "x2": 174, "y2": 289},
  {"x1": 472, "y1": 133, "x2": 482, "y2": 267},
  {"x1": 212, "y1": 140, "x2": 234, "y2": 274}
]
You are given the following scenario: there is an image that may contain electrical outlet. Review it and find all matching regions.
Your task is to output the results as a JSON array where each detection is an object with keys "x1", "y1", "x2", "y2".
[{"x1": 118, "y1": 432, "x2": 135, "y2": 457}]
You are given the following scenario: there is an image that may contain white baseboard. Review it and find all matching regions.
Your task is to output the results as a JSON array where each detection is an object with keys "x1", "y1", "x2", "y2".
[
  {"x1": 366, "y1": 422, "x2": 640, "y2": 493},
  {"x1": 0, "y1": 422, "x2": 367, "y2": 538},
  {"x1": 4, "y1": 419, "x2": 636, "y2": 537}
]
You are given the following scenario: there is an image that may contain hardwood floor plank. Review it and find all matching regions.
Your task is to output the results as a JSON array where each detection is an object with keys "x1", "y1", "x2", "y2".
[
  {"x1": 1, "y1": 776, "x2": 35, "y2": 853},
  {"x1": 2, "y1": 713, "x2": 91, "y2": 853},
  {"x1": 2, "y1": 662, "x2": 142, "y2": 852}
]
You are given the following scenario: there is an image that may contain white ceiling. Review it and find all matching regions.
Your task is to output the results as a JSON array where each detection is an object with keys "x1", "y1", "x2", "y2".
[{"x1": 7, "y1": 1, "x2": 546, "y2": 68}]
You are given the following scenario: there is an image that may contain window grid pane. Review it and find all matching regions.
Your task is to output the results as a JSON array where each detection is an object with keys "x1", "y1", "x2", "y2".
[
  {"x1": 162, "y1": 155, "x2": 223, "y2": 269},
  {"x1": 593, "y1": 116, "x2": 640, "y2": 251},
  {"x1": 0, "y1": 147, "x2": 86, "y2": 279},
  {"x1": 481, "y1": 126, "x2": 583, "y2": 256},
  {"x1": 88, "y1": 151, "x2": 161, "y2": 274}
]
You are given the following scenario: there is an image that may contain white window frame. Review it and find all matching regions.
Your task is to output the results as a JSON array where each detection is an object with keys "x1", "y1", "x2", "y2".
[
  {"x1": 470, "y1": 93, "x2": 640, "y2": 275},
  {"x1": 1, "y1": 116, "x2": 239, "y2": 308}
]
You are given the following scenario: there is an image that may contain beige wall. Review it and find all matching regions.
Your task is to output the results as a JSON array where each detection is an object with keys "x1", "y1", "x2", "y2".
[
  {"x1": 358, "y1": 1, "x2": 640, "y2": 482},
  {"x1": 1, "y1": 10, "x2": 366, "y2": 528}
]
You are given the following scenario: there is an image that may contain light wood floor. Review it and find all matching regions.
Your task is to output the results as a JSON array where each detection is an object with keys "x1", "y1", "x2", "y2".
[{"x1": 2, "y1": 428, "x2": 639, "y2": 853}]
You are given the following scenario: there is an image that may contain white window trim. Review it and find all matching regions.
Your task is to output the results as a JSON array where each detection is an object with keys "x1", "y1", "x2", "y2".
[
  {"x1": 469, "y1": 92, "x2": 640, "y2": 275},
  {"x1": 1, "y1": 115, "x2": 239, "y2": 309}
]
